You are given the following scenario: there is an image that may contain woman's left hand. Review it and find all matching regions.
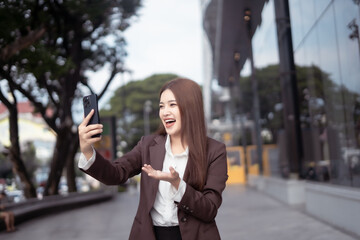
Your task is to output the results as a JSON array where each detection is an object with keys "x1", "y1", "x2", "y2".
[{"x1": 142, "y1": 164, "x2": 180, "y2": 189}]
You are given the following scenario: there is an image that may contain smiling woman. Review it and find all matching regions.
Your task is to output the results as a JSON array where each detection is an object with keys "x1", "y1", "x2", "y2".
[
  {"x1": 78, "y1": 78, "x2": 228, "y2": 240},
  {"x1": 156, "y1": 78, "x2": 209, "y2": 191}
]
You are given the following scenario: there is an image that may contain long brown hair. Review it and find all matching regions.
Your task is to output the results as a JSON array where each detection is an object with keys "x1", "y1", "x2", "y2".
[{"x1": 158, "y1": 78, "x2": 207, "y2": 191}]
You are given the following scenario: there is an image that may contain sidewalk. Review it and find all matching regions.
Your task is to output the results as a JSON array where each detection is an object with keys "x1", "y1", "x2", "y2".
[{"x1": 0, "y1": 184, "x2": 358, "y2": 240}]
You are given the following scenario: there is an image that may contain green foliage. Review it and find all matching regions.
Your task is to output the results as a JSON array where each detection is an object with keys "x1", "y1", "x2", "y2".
[
  {"x1": 101, "y1": 73, "x2": 178, "y2": 151},
  {"x1": 238, "y1": 64, "x2": 283, "y2": 141},
  {"x1": 21, "y1": 141, "x2": 39, "y2": 181},
  {"x1": 0, "y1": 150, "x2": 12, "y2": 179}
]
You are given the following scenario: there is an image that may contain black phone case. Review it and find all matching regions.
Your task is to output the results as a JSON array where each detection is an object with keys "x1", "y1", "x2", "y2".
[{"x1": 83, "y1": 94, "x2": 101, "y2": 137}]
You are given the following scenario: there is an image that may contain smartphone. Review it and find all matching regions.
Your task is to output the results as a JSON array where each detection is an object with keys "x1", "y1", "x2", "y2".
[{"x1": 83, "y1": 93, "x2": 101, "y2": 137}]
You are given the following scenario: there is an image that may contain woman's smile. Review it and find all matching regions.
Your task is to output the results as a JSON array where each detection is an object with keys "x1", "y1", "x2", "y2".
[{"x1": 164, "y1": 118, "x2": 176, "y2": 128}]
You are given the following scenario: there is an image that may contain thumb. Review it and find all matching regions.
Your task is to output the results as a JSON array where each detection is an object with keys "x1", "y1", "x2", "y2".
[
  {"x1": 169, "y1": 166, "x2": 178, "y2": 175},
  {"x1": 80, "y1": 109, "x2": 94, "y2": 127}
]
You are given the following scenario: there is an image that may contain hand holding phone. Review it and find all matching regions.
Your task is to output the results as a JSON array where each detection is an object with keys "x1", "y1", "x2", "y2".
[{"x1": 83, "y1": 93, "x2": 101, "y2": 137}]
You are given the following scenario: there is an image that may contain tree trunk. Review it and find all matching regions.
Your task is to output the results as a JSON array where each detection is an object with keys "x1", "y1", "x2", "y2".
[
  {"x1": 8, "y1": 105, "x2": 37, "y2": 198},
  {"x1": 66, "y1": 134, "x2": 79, "y2": 193},
  {"x1": 44, "y1": 128, "x2": 72, "y2": 195}
]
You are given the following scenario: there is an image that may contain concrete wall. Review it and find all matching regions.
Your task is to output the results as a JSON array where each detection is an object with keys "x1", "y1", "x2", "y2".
[
  {"x1": 249, "y1": 175, "x2": 360, "y2": 238},
  {"x1": 248, "y1": 174, "x2": 304, "y2": 205},
  {"x1": 305, "y1": 182, "x2": 360, "y2": 237}
]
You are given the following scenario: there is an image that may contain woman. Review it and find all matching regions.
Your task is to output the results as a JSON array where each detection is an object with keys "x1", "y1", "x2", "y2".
[
  {"x1": 78, "y1": 78, "x2": 228, "y2": 240},
  {"x1": 0, "y1": 191, "x2": 15, "y2": 232}
]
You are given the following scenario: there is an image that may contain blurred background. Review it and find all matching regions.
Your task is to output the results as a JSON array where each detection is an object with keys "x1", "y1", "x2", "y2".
[{"x1": 0, "y1": 0, "x2": 360, "y2": 239}]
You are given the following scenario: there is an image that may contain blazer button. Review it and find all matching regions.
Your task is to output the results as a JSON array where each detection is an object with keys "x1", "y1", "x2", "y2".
[
  {"x1": 185, "y1": 206, "x2": 189, "y2": 211},
  {"x1": 181, "y1": 217, "x2": 187, "y2": 222}
]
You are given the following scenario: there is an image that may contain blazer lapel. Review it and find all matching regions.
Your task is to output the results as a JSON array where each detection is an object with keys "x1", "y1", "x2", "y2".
[
  {"x1": 147, "y1": 135, "x2": 166, "y2": 209},
  {"x1": 149, "y1": 135, "x2": 166, "y2": 171}
]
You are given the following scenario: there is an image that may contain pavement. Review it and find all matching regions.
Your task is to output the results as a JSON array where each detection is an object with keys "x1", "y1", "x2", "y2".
[{"x1": 0, "y1": 184, "x2": 359, "y2": 240}]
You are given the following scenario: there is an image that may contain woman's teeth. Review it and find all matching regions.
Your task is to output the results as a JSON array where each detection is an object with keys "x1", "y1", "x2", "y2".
[{"x1": 165, "y1": 119, "x2": 175, "y2": 127}]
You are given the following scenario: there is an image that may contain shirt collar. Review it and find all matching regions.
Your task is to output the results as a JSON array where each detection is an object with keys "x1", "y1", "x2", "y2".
[{"x1": 165, "y1": 135, "x2": 189, "y2": 157}]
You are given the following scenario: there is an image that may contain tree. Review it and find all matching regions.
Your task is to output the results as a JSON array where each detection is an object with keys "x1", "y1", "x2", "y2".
[
  {"x1": 0, "y1": 1, "x2": 45, "y2": 198},
  {"x1": 238, "y1": 64, "x2": 283, "y2": 143},
  {"x1": 0, "y1": 0, "x2": 142, "y2": 196},
  {"x1": 0, "y1": 145, "x2": 13, "y2": 180},
  {"x1": 22, "y1": 141, "x2": 39, "y2": 182},
  {"x1": 101, "y1": 73, "x2": 178, "y2": 151},
  {"x1": 0, "y1": 89, "x2": 37, "y2": 198}
]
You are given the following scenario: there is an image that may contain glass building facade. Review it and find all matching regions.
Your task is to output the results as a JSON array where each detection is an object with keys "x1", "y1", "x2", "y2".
[
  {"x1": 290, "y1": 0, "x2": 360, "y2": 187},
  {"x1": 203, "y1": 0, "x2": 360, "y2": 235},
  {"x1": 245, "y1": 0, "x2": 360, "y2": 188}
]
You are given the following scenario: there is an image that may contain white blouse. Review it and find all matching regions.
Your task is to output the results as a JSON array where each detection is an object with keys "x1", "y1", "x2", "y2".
[{"x1": 150, "y1": 135, "x2": 188, "y2": 226}]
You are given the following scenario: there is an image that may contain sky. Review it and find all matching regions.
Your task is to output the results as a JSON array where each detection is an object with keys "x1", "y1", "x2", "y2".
[{"x1": 88, "y1": 0, "x2": 204, "y2": 109}]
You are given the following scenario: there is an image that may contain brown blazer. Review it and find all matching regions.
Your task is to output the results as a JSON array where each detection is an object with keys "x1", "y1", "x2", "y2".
[{"x1": 83, "y1": 134, "x2": 228, "y2": 240}]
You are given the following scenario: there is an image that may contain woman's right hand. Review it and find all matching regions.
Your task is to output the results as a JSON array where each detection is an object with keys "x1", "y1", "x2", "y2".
[{"x1": 78, "y1": 109, "x2": 103, "y2": 160}]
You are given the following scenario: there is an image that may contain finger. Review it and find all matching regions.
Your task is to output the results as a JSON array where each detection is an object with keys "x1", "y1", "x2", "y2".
[
  {"x1": 143, "y1": 164, "x2": 154, "y2": 171},
  {"x1": 80, "y1": 124, "x2": 102, "y2": 139},
  {"x1": 169, "y1": 166, "x2": 177, "y2": 175},
  {"x1": 86, "y1": 125, "x2": 103, "y2": 136},
  {"x1": 142, "y1": 168, "x2": 154, "y2": 177},
  {"x1": 142, "y1": 168, "x2": 154, "y2": 175},
  {"x1": 87, "y1": 132, "x2": 102, "y2": 140},
  {"x1": 86, "y1": 135, "x2": 102, "y2": 145},
  {"x1": 82, "y1": 129, "x2": 103, "y2": 141},
  {"x1": 142, "y1": 165, "x2": 152, "y2": 174},
  {"x1": 141, "y1": 166, "x2": 148, "y2": 173},
  {"x1": 80, "y1": 109, "x2": 94, "y2": 127}
]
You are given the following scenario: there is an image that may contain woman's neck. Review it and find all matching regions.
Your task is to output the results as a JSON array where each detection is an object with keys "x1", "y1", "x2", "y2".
[{"x1": 170, "y1": 135, "x2": 187, "y2": 155}]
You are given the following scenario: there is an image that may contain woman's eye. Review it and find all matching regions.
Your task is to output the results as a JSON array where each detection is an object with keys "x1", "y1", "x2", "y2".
[
  {"x1": 170, "y1": 103, "x2": 177, "y2": 107},
  {"x1": 159, "y1": 105, "x2": 164, "y2": 109}
]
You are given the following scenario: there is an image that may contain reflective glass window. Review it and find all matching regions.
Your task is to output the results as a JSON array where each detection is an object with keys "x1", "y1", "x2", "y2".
[
  {"x1": 331, "y1": 0, "x2": 360, "y2": 187},
  {"x1": 314, "y1": 0, "x2": 332, "y2": 19},
  {"x1": 289, "y1": 0, "x2": 305, "y2": 49},
  {"x1": 253, "y1": 0, "x2": 279, "y2": 67},
  {"x1": 291, "y1": 0, "x2": 360, "y2": 187},
  {"x1": 289, "y1": 0, "x2": 316, "y2": 50}
]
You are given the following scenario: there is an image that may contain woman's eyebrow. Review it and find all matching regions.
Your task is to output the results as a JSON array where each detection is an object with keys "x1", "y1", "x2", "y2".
[{"x1": 159, "y1": 100, "x2": 177, "y2": 104}]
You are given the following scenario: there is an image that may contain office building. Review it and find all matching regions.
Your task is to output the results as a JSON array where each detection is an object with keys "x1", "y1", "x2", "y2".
[{"x1": 202, "y1": 0, "x2": 360, "y2": 237}]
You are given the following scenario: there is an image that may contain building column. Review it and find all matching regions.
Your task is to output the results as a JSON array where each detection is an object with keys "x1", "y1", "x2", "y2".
[
  {"x1": 274, "y1": 0, "x2": 303, "y2": 178},
  {"x1": 244, "y1": 8, "x2": 263, "y2": 174}
]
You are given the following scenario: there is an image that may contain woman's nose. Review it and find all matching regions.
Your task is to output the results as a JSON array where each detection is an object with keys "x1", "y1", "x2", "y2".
[
  {"x1": 162, "y1": 106, "x2": 170, "y2": 116},
  {"x1": 163, "y1": 110, "x2": 170, "y2": 116}
]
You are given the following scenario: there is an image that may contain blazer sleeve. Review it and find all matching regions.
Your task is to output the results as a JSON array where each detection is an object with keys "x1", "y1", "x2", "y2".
[
  {"x1": 177, "y1": 140, "x2": 228, "y2": 223},
  {"x1": 82, "y1": 137, "x2": 144, "y2": 185}
]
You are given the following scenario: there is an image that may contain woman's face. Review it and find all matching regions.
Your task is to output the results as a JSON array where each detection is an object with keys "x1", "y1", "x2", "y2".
[{"x1": 159, "y1": 89, "x2": 182, "y2": 139}]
